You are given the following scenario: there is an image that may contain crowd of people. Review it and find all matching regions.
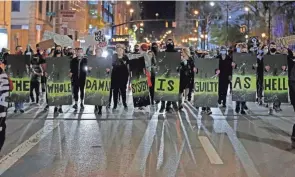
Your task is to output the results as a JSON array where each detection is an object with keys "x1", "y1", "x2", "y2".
[{"x1": 1, "y1": 37, "x2": 295, "y2": 150}]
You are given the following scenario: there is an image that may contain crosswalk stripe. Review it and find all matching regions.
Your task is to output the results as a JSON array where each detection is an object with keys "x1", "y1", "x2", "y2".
[{"x1": 199, "y1": 136, "x2": 223, "y2": 165}]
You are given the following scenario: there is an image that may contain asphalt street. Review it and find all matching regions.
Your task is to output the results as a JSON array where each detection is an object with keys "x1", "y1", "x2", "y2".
[{"x1": 1, "y1": 93, "x2": 295, "y2": 177}]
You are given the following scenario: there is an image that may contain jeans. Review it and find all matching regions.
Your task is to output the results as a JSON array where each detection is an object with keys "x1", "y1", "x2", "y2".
[{"x1": 15, "y1": 102, "x2": 24, "y2": 110}]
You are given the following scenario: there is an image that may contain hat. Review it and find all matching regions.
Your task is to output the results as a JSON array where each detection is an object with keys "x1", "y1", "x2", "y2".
[{"x1": 141, "y1": 43, "x2": 148, "y2": 51}]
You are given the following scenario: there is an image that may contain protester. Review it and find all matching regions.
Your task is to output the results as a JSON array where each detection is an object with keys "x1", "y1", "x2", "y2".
[
  {"x1": 29, "y1": 54, "x2": 43, "y2": 105},
  {"x1": 178, "y1": 48, "x2": 195, "y2": 110},
  {"x1": 13, "y1": 46, "x2": 25, "y2": 113},
  {"x1": 235, "y1": 44, "x2": 248, "y2": 114},
  {"x1": 111, "y1": 44, "x2": 129, "y2": 110},
  {"x1": 159, "y1": 39, "x2": 178, "y2": 113},
  {"x1": 0, "y1": 58, "x2": 10, "y2": 151},
  {"x1": 217, "y1": 46, "x2": 232, "y2": 108},
  {"x1": 70, "y1": 48, "x2": 88, "y2": 110},
  {"x1": 255, "y1": 44, "x2": 268, "y2": 105}
]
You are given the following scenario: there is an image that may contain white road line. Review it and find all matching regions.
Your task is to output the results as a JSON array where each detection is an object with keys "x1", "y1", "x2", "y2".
[
  {"x1": 198, "y1": 136, "x2": 223, "y2": 165},
  {"x1": 0, "y1": 120, "x2": 60, "y2": 175}
]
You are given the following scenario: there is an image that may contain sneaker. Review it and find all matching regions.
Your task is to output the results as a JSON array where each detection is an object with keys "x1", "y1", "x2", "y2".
[
  {"x1": 241, "y1": 110, "x2": 246, "y2": 115},
  {"x1": 235, "y1": 107, "x2": 240, "y2": 114},
  {"x1": 268, "y1": 108, "x2": 273, "y2": 115},
  {"x1": 14, "y1": 109, "x2": 17, "y2": 113},
  {"x1": 80, "y1": 103, "x2": 84, "y2": 109},
  {"x1": 73, "y1": 104, "x2": 78, "y2": 110},
  {"x1": 243, "y1": 104, "x2": 248, "y2": 110},
  {"x1": 222, "y1": 104, "x2": 226, "y2": 108},
  {"x1": 58, "y1": 107, "x2": 63, "y2": 113},
  {"x1": 44, "y1": 105, "x2": 49, "y2": 111},
  {"x1": 94, "y1": 105, "x2": 98, "y2": 112},
  {"x1": 113, "y1": 105, "x2": 117, "y2": 110},
  {"x1": 54, "y1": 107, "x2": 58, "y2": 113},
  {"x1": 20, "y1": 109, "x2": 24, "y2": 113}
]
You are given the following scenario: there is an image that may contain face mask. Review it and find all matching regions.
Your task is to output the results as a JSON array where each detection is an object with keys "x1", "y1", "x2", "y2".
[
  {"x1": 270, "y1": 48, "x2": 276, "y2": 54},
  {"x1": 135, "y1": 48, "x2": 139, "y2": 52},
  {"x1": 56, "y1": 50, "x2": 61, "y2": 54}
]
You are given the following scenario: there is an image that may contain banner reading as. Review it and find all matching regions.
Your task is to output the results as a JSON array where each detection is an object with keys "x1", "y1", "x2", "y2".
[{"x1": 232, "y1": 53, "x2": 257, "y2": 102}]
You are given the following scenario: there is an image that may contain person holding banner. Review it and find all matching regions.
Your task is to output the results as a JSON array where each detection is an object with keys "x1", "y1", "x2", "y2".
[
  {"x1": 178, "y1": 48, "x2": 195, "y2": 110},
  {"x1": 217, "y1": 46, "x2": 232, "y2": 108},
  {"x1": 255, "y1": 45, "x2": 268, "y2": 105},
  {"x1": 29, "y1": 54, "x2": 43, "y2": 105},
  {"x1": 0, "y1": 59, "x2": 11, "y2": 151},
  {"x1": 160, "y1": 39, "x2": 178, "y2": 112},
  {"x1": 70, "y1": 48, "x2": 88, "y2": 110},
  {"x1": 111, "y1": 44, "x2": 129, "y2": 110}
]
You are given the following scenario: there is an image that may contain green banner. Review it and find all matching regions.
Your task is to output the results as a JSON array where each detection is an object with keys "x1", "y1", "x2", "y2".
[
  {"x1": 129, "y1": 57, "x2": 150, "y2": 107},
  {"x1": 84, "y1": 56, "x2": 112, "y2": 106},
  {"x1": 194, "y1": 59, "x2": 219, "y2": 107},
  {"x1": 6, "y1": 55, "x2": 31, "y2": 102},
  {"x1": 232, "y1": 53, "x2": 257, "y2": 102},
  {"x1": 264, "y1": 54, "x2": 288, "y2": 103},
  {"x1": 46, "y1": 57, "x2": 72, "y2": 106},
  {"x1": 154, "y1": 52, "x2": 180, "y2": 101}
]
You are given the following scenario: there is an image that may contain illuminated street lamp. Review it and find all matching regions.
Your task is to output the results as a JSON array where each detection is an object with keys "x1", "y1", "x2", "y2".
[
  {"x1": 140, "y1": 22, "x2": 144, "y2": 27},
  {"x1": 200, "y1": 34, "x2": 205, "y2": 39},
  {"x1": 125, "y1": 27, "x2": 128, "y2": 30},
  {"x1": 245, "y1": 35, "x2": 249, "y2": 39},
  {"x1": 194, "y1": 10, "x2": 199, "y2": 15},
  {"x1": 126, "y1": 1, "x2": 131, "y2": 5},
  {"x1": 205, "y1": 34, "x2": 208, "y2": 39},
  {"x1": 155, "y1": 13, "x2": 159, "y2": 18},
  {"x1": 210, "y1": 2, "x2": 215, "y2": 6},
  {"x1": 245, "y1": 7, "x2": 249, "y2": 12},
  {"x1": 130, "y1": 8, "x2": 134, "y2": 14},
  {"x1": 194, "y1": 29, "x2": 197, "y2": 33},
  {"x1": 261, "y1": 33, "x2": 266, "y2": 38}
]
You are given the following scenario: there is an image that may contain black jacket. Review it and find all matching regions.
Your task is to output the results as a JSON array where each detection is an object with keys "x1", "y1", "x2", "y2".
[
  {"x1": 218, "y1": 54, "x2": 233, "y2": 79},
  {"x1": 111, "y1": 54, "x2": 129, "y2": 88},
  {"x1": 178, "y1": 57, "x2": 195, "y2": 90},
  {"x1": 287, "y1": 49, "x2": 295, "y2": 81},
  {"x1": 70, "y1": 57, "x2": 88, "y2": 81}
]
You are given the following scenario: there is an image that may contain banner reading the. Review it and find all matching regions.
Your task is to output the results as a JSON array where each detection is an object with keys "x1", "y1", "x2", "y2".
[
  {"x1": 6, "y1": 55, "x2": 31, "y2": 102},
  {"x1": 154, "y1": 52, "x2": 180, "y2": 101},
  {"x1": 264, "y1": 54, "x2": 288, "y2": 103},
  {"x1": 232, "y1": 53, "x2": 257, "y2": 102},
  {"x1": 129, "y1": 56, "x2": 150, "y2": 107},
  {"x1": 84, "y1": 56, "x2": 112, "y2": 106},
  {"x1": 194, "y1": 58, "x2": 219, "y2": 107},
  {"x1": 46, "y1": 57, "x2": 72, "y2": 106}
]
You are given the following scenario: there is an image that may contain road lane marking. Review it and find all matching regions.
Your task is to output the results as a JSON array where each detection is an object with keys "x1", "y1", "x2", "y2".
[
  {"x1": 199, "y1": 136, "x2": 223, "y2": 165},
  {"x1": 0, "y1": 120, "x2": 60, "y2": 175}
]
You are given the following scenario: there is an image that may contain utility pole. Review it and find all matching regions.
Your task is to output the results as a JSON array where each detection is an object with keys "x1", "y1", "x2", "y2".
[{"x1": 226, "y1": 2, "x2": 229, "y2": 46}]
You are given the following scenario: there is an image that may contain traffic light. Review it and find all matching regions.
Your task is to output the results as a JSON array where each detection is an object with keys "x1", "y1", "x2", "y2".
[{"x1": 165, "y1": 21, "x2": 168, "y2": 28}]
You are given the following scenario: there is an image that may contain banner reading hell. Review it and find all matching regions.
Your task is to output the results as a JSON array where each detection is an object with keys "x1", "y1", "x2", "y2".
[
  {"x1": 232, "y1": 53, "x2": 257, "y2": 102},
  {"x1": 46, "y1": 57, "x2": 72, "y2": 106},
  {"x1": 84, "y1": 56, "x2": 112, "y2": 106},
  {"x1": 129, "y1": 56, "x2": 150, "y2": 107},
  {"x1": 6, "y1": 55, "x2": 31, "y2": 102},
  {"x1": 154, "y1": 52, "x2": 180, "y2": 101},
  {"x1": 263, "y1": 54, "x2": 288, "y2": 103},
  {"x1": 194, "y1": 58, "x2": 219, "y2": 107}
]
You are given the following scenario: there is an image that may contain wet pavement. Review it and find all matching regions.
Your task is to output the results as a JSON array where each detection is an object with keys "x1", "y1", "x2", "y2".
[{"x1": 1, "y1": 94, "x2": 295, "y2": 177}]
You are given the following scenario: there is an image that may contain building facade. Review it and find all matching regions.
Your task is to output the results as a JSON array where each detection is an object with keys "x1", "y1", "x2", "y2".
[
  {"x1": 10, "y1": 0, "x2": 87, "y2": 51},
  {"x1": 0, "y1": 1, "x2": 11, "y2": 50}
]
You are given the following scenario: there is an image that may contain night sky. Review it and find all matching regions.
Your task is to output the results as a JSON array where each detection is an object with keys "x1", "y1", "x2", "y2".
[{"x1": 142, "y1": 1, "x2": 175, "y2": 39}]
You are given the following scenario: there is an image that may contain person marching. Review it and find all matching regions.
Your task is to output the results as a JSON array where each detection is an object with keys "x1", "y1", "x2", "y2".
[
  {"x1": 0, "y1": 58, "x2": 11, "y2": 151},
  {"x1": 13, "y1": 46, "x2": 25, "y2": 113},
  {"x1": 159, "y1": 39, "x2": 178, "y2": 113},
  {"x1": 178, "y1": 48, "x2": 195, "y2": 110},
  {"x1": 111, "y1": 44, "x2": 129, "y2": 110},
  {"x1": 150, "y1": 42, "x2": 159, "y2": 104},
  {"x1": 70, "y1": 48, "x2": 88, "y2": 110},
  {"x1": 29, "y1": 54, "x2": 43, "y2": 105}
]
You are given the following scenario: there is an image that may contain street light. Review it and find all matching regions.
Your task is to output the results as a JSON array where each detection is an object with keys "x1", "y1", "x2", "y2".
[
  {"x1": 126, "y1": 1, "x2": 131, "y2": 5},
  {"x1": 245, "y1": 35, "x2": 249, "y2": 39},
  {"x1": 194, "y1": 29, "x2": 197, "y2": 33},
  {"x1": 210, "y1": 2, "x2": 215, "y2": 6},
  {"x1": 140, "y1": 22, "x2": 144, "y2": 27},
  {"x1": 194, "y1": 10, "x2": 199, "y2": 15},
  {"x1": 261, "y1": 33, "x2": 266, "y2": 38},
  {"x1": 130, "y1": 8, "x2": 134, "y2": 14},
  {"x1": 245, "y1": 7, "x2": 249, "y2": 12},
  {"x1": 200, "y1": 34, "x2": 204, "y2": 39},
  {"x1": 155, "y1": 13, "x2": 159, "y2": 18},
  {"x1": 125, "y1": 27, "x2": 128, "y2": 30}
]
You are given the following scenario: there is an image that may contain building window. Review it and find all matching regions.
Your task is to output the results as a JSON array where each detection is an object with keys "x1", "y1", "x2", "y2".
[
  {"x1": 39, "y1": 1, "x2": 43, "y2": 14},
  {"x1": 12, "y1": 0, "x2": 20, "y2": 12},
  {"x1": 46, "y1": 1, "x2": 49, "y2": 12},
  {"x1": 50, "y1": 1, "x2": 53, "y2": 11}
]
